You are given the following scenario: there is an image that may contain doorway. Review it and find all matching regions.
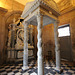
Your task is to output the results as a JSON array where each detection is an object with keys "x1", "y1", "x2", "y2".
[{"x1": 58, "y1": 24, "x2": 72, "y2": 61}]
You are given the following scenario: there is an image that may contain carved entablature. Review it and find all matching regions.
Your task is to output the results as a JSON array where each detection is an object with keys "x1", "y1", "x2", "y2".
[
  {"x1": 21, "y1": 0, "x2": 60, "y2": 19},
  {"x1": 41, "y1": 0, "x2": 59, "y2": 12},
  {"x1": 21, "y1": 0, "x2": 60, "y2": 26},
  {"x1": 57, "y1": 0, "x2": 75, "y2": 12}
]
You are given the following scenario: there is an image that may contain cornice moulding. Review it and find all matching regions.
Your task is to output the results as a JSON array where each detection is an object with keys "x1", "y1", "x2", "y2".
[{"x1": 0, "y1": 7, "x2": 8, "y2": 13}]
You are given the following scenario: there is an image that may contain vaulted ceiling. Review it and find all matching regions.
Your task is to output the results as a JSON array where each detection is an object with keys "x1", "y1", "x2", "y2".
[{"x1": 15, "y1": 0, "x2": 61, "y2": 5}]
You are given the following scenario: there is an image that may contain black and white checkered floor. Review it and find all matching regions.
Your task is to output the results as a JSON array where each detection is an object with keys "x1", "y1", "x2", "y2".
[{"x1": 0, "y1": 59, "x2": 75, "y2": 75}]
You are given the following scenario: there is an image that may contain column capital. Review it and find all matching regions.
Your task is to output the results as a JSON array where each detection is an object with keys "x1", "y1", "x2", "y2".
[
  {"x1": 25, "y1": 21, "x2": 28, "y2": 24},
  {"x1": 23, "y1": 20, "x2": 29, "y2": 26},
  {"x1": 53, "y1": 20, "x2": 60, "y2": 29},
  {"x1": 53, "y1": 20, "x2": 60, "y2": 24},
  {"x1": 35, "y1": 12, "x2": 43, "y2": 17}
]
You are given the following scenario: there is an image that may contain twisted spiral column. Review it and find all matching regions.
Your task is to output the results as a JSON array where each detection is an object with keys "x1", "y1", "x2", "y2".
[{"x1": 37, "y1": 13, "x2": 44, "y2": 75}]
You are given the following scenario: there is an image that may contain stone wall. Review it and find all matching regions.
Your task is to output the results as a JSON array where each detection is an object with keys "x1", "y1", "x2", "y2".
[
  {"x1": 40, "y1": 9, "x2": 75, "y2": 61},
  {"x1": 0, "y1": 8, "x2": 7, "y2": 64},
  {"x1": 57, "y1": 0, "x2": 75, "y2": 61},
  {"x1": 58, "y1": 9, "x2": 75, "y2": 61},
  {"x1": 0, "y1": 0, "x2": 75, "y2": 64},
  {"x1": 0, "y1": 0, "x2": 24, "y2": 64},
  {"x1": 42, "y1": 25, "x2": 55, "y2": 59},
  {"x1": 40, "y1": 0, "x2": 75, "y2": 61},
  {"x1": 0, "y1": 0, "x2": 24, "y2": 11},
  {"x1": 33, "y1": 24, "x2": 55, "y2": 59},
  {"x1": 33, "y1": 0, "x2": 75, "y2": 61}
]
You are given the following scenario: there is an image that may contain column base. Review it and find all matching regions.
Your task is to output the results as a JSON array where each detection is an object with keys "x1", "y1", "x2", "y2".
[
  {"x1": 22, "y1": 66, "x2": 29, "y2": 70},
  {"x1": 54, "y1": 67, "x2": 63, "y2": 74}
]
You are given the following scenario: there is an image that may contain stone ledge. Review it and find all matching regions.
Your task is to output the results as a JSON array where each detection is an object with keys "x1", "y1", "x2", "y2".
[{"x1": 0, "y1": 7, "x2": 8, "y2": 13}]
